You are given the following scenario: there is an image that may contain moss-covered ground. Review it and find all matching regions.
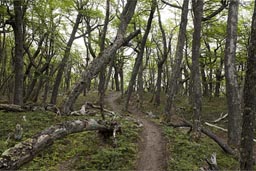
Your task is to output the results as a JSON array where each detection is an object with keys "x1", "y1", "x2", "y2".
[
  {"x1": 0, "y1": 91, "x2": 254, "y2": 170},
  {"x1": 136, "y1": 92, "x2": 243, "y2": 170},
  {"x1": 0, "y1": 92, "x2": 140, "y2": 170}
]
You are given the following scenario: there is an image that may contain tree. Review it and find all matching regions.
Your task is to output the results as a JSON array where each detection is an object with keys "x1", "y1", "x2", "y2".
[
  {"x1": 7, "y1": 0, "x2": 25, "y2": 105},
  {"x1": 190, "y1": 0, "x2": 204, "y2": 138},
  {"x1": 154, "y1": 3, "x2": 169, "y2": 106},
  {"x1": 61, "y1": 0, "x2": 139, "y2": 114},
  {"x1": 124, "y1": 0, "x2": 157, "y2": 111},
  {"x1": 164, "y1": 0, "x2": 189, "y2": 118},
  {"x1": 50, "y1": 1, "x2": 85, "y2": 104},
  {"x1": 240, "y1": 0, "x2": 256, "y2": 169},
  {"x1": 224, "y1": 0, "x2": 241, "y2": 147}
]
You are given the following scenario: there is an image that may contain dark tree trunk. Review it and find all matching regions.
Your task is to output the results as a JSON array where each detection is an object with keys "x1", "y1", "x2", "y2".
[
  {"x1": 12, "y1": 0, "x2": 24, "y2": 105},
  {"x1": 215, "y1": 58, "x2": 224, "y2": 97},
  {"x1": 60, "y1": 1, "x2": 139, "y2": 114},
  {"x1": 165, "y1": 0, "x2": 189, "y2": 117},
  {"x1": 114, "y1": 65, "x2": 120, "y2": 91},
  {"x1": 154, "y1": 4, "x2": 168, "y2": 106},
  {"x1": 240, "y1": 1, "x2": 256, "y2": 169},
  {"x1": 50, "y1": 13, "x2": 82, "y2": 104},
  {"x1": 224, "y1": 0, "x2": 241, "y2": 147},
  {"x1": 190, "y1": 0, "x2": 204, "y2": 137},
  {"x1": 125, "y1": 0, "x2": 156, "y2": 110}
]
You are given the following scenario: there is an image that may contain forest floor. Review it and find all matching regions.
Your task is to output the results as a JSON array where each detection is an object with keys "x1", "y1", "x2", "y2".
[{"x1": 105, "y1": 92, "x2": 167, "y2": 171}]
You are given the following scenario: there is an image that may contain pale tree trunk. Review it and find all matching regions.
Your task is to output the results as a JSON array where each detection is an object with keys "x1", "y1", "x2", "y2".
[
  {"x1": 98, "y1": 0, "x2": 110, "y2": 120},
  {"x1": 224, "y1": 0, "x2": 241, "y2": 147},
  {"x1": 190, "y1": 0, "x2": 203, "y2": 137},
  {"x1": 12, "y1": 0, "x2": 24, "y2": 105},
  {"x1": 61, "y1": 0, "x2": 139, "y2": 114},
  {"x1": 125, "y1": 0, "x2": 157, "y2": 110},
  {"x1": 165, "y1": 0, "x2": 189, "y2": 118},
  {"x1": 50, "y1": 13, "x2": 82, "y2": 104},
  {"x1": 240, "y1": 1, "x2": 256, "y2": 169}
]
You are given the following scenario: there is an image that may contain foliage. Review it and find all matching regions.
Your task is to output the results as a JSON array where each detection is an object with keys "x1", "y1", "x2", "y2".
[{"x1": 163, "y1": 126, "x2": 238, "y2": 170}]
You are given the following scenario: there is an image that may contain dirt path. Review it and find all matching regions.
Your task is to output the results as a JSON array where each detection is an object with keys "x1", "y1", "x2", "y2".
[{"x1": 105, "y1": 92, "x2": 167, "y2": 171}]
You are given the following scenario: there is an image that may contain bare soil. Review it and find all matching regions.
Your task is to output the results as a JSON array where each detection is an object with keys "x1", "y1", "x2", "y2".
[{"x1": 105, "y1": 92, "x2": 167, "y2": 171}]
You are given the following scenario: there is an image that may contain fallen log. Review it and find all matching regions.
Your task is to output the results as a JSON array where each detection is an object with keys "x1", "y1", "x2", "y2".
[
  {"x1": 0, "y1": 104, "x2": 25, "y2": 112},
  {"x1": 211, "y1": 113, "x2": 228, "y2": 123},
  {"x1": 70, "y1": 102, "x2": 116, "y2": 116},
  {"x1": 168, "y1": 120, "x2": 235, "y2": 155},
  {"x1": 205, "y1": 122, "x2": 227, "y2": 132},
  {"x1": 0, "y1": 119, "x2": 116, "y2": 170}
]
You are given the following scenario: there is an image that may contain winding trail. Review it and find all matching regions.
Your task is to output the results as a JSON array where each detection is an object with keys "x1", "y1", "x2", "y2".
[{"x1": 105, "y1": 92, "x2": 167, "y2": 171}]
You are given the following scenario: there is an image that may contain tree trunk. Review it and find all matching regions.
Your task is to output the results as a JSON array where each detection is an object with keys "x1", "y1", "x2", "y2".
[
  {"x1": 165, "y1": 0, "x2": 189, "y2": 117},
  {"x1": 60, "y1": 1, "x2": 139, "y2": 114},
  {"x1": 215, "y1": 58, "x2": 224, "y2": 97},
  {"x1": 154, "y1": 4, "x2": 168, "y2": 106},
  {"x1": 240, "y1": 1, "x2": 256, "y2": 169},
  {"x1": 190, "y1": 0, "x2": 204, "y2": 137},
  {"x1": 12, "y1": 0, "x2": 24, "y2": 105},
  {"x1": 50, "y1": 13, "x2": 82, "y2": 104},
  {"x1": 224, "y1": 0, "x2": 241, "y2": 147},
  {"x1": 125, "y1": 0, "x2": 157, "y2": 110},
  {"x1": 114, "y1": 65, "x2": 120, "y2": 91}
]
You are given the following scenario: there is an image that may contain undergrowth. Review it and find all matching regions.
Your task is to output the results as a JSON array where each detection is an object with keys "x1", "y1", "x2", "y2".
[
  {"x1": 0, "y1": 92, "x2": 140, "y2": 170},
  {"x1": 163, "y1": 126, "x2": 238, "y2": 170}
]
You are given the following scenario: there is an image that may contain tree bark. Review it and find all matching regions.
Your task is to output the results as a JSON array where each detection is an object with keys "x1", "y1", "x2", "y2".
[
  {"x1": 190, "y1": 0, "x2": 204, "y2": 137},
  {"x1": 154, "y1": 4, "x2": 168, "y2": 106},
  {"x1": 240, "y1": 1, "x2": 256, "y2": 169},
  {"x1": 0, "y1": 119, "x2": 115, "y2": 170},
  {"x1": 60, "y1": 1, "x2": 139, "y2": 114},
  {"x1": 164, "y1": 0, "x2": 189, "y2": 117},
  {"x1": 12, "y1": 0, "x2": 24, "y2": 105},
  {"x1": 125, "y1": 0, "x2": 157, "y2": 110},
  {"x1": 224, "y1": 0, "x2": 241, "y2": 147}
]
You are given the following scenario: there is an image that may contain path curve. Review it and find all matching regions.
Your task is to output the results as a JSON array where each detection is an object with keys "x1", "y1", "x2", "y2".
[{"x1": 105, "y1": 92, "x2": 167, "y2": 171}]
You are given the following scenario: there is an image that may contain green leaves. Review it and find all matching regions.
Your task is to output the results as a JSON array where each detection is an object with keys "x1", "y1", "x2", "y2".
[{"x1": 79, "y1": 8, "x2": 104, "y2": 19}]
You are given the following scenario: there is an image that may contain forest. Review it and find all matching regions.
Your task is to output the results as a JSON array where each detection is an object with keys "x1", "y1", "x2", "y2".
[{"x1": 0, "y1": 0, "x2": 256, "y2": 170}]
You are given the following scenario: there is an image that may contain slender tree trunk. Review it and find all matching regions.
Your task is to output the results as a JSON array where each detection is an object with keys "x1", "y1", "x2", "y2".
[
  {"x1": 190, "y1": 0, "x2": 204, "y2": 137},
  {"x1": 60, "y1": 1, "x2": 139, "y2": 114},
  {"x1": 154, "y1": 4, "x2": 168, "y2": 106},
  {"x1": 215, "y1": 58, "x2": 224, "y2": 97},
  {"x1": 240, "y1": 1, "x2": 256, "y2": 169},
  {"x1": 201, "y1": 64, "x2": 209, "y2": 97},
  {"x1": 224, "y1": 0, "x2": 241, "y2": 147},
  {"x1": 12, "y1": 0, "x2": 24, "y2": 105},
  {"x1": 165, "y1": 0, "x2": 189, "y2": 117},
  {"x1": 50, "y1": 13, "x2": 82, "y2": 104},
  {"x1": 114, "y1": 65, "x2": 120, "y2": 91},
  {"x1": 125, "y1": 0, "x2": 156, "y2": 110}
]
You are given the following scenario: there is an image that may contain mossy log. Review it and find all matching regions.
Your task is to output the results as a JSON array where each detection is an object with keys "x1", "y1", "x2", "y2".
[
  {"x1": 0, "y1": 104, "x2": 25, "y2": 112},
  {"x1": 0, "y1": 119, "x2": 115, "y2": 170}
]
